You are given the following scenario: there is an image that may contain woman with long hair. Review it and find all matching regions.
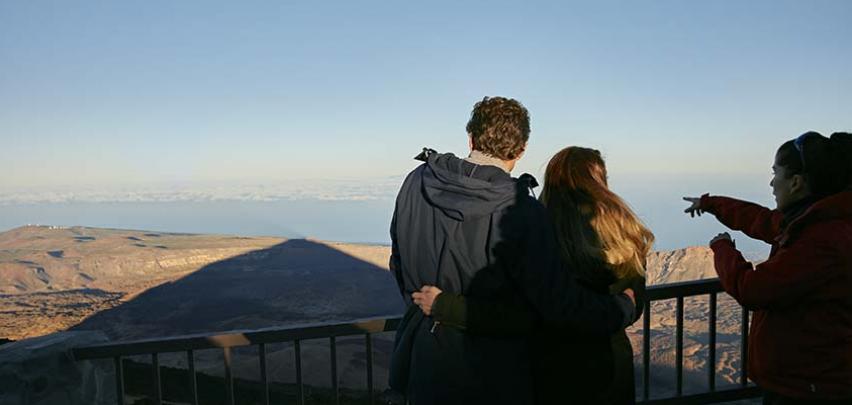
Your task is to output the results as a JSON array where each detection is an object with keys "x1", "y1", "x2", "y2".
[
  {"x1": 683, "y1": 132, "x2": 852, "y2": 404},
  {"x1": 412, "y1": 146, "x2": 653, "y2": 404}
]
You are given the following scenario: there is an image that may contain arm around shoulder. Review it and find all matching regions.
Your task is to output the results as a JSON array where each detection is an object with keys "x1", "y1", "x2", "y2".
[{"x1": 431, "y1": 292, "x2": 535, "y2": 337}]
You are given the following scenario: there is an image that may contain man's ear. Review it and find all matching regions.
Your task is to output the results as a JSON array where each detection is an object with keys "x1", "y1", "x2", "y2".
[
  {"x1": 468, "y1": 134, "x2": 475, "y2": 152},
  {"x1": 516, "y1": 142, "x2": 528, "y2": 160}
]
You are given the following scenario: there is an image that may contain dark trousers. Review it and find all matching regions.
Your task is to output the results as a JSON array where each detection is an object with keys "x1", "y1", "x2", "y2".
[{"x1": 763, "y1": 391, "x2": 852, "y2": 405}]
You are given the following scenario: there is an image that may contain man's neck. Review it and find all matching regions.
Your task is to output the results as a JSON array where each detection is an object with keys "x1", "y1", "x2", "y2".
[{"x1": 465, "y1": 150, "x2": 512, "y2": 173}]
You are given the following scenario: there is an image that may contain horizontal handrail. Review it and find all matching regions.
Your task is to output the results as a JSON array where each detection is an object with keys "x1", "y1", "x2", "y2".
[
  {"x1": 74, "y1": 278, "x2": 727, "y2": 360},
  {"x1": 73, "y1": 317, "x2": 401, "y2": 360},
  {"x1": 645, "y1": 278, "x2": 726, "y2": 301}
]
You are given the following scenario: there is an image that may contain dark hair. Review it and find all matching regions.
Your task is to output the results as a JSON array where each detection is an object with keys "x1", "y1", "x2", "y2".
[
  {"x1": 466, "y1": 96, "x2": 530, "y2": 160},
  {"x1": 830, "y1": 132, "x2": 852, "y2": 189},
  {"x1": 777, "y1": 131, "x2": 852, "y2": 197}
]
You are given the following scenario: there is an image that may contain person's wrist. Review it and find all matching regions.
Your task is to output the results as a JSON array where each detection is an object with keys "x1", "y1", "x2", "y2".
[
  {"x1": 431, "y1": 292, "x2": 447, "y2": 319},
  {"x1": 710, "y1": 238, "x2": 735, "y2": 250},
  {"x1": 699, "y1": 193, "x2": 712, "y2": 210}
]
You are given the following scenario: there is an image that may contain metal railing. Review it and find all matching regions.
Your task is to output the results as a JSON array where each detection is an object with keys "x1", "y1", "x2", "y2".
[
  {"x1": 73, "y1": 278, "x2": 762, "y2": 405},
  {"x1": 640, "y1": 279, "x2": 760, "y2": 404}
]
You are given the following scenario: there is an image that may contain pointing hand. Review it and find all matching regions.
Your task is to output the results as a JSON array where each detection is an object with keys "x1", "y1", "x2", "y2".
[{"x1": 683, "y1": 196, "x2": 705, "y2": 217}]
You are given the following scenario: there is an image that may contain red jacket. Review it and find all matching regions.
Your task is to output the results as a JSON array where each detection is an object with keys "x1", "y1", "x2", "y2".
[{"x1": 704, "y1": 191, "x2": 852, "y2": 399}]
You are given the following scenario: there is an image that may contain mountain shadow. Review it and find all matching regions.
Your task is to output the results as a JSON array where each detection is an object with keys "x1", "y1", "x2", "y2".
[{"x1": 69, "y1": 239, "x2": 405, "y2": 341}]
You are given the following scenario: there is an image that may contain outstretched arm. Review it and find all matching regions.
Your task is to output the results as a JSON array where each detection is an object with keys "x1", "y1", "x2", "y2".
[{"x1": 684, "y1": 194, "x2": 782, "y2": 244}]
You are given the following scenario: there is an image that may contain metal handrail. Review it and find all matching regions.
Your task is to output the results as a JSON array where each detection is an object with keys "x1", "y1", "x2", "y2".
[{"x1": 73, "y1": 278, "x2": 761, "y2": 405}]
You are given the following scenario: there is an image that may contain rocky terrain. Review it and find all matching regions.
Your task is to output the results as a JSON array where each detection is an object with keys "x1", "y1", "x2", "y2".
[{"x1": 0, "y1": 225, "x2": 764, "y2": 400}]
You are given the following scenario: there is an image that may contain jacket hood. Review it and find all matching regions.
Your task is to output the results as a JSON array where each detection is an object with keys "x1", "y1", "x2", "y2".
[
  {"x1": 419, "y1": 153, "x2": 524, "y2": 221},
  {"x1": 794, "y1": 190, "x2": 852, "y2": 223},
  {"x1": 780, "y1": 190, "x2": 852, "y2": 244}
]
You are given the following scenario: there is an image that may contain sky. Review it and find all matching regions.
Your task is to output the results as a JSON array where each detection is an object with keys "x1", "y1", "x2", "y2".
[
  {"x1": 1, "y1": 1, "x2": 851, "y2": 252},
  {"x1": 2, "y1": 0, "x2": 850, "y2": 189}
]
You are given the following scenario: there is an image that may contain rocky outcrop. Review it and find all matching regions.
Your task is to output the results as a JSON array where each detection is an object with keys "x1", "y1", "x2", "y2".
[{"x1": 646, "y1": 246, "x2": 718, "y2": 285}]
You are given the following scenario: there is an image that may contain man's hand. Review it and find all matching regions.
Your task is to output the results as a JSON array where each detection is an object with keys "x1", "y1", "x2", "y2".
[
  {"x1": 710, "y1": 232, "x2": 733, "y2": 246},
  {"x1": 412, "y1": 286, "x2": 442, "y2": 316},
  {"x1": 683, "y1": 196, "x2": 705, "y2": 217}
]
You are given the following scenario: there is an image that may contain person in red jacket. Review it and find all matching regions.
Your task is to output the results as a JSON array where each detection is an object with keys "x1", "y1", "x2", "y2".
[{"x1": 684, "y1": 131, "x2": 852, "y2": 404}]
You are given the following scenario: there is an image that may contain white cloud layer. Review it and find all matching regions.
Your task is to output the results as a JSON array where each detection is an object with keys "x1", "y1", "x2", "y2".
[{"x1": 0, "y1": 177, "x2": 405, "y2": 205}]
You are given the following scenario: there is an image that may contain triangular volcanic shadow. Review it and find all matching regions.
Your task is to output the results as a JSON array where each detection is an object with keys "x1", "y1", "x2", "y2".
[{"x1": 69, "y1": 239, "x2": 405, "y2": 341}]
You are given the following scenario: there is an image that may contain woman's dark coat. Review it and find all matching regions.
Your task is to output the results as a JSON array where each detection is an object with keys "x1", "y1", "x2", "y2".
[{"x1": 432, "y1": 272, "x2": 644, "y2": 404}]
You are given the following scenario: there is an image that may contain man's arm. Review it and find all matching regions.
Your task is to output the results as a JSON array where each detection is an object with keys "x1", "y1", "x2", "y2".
[{"x1": 428, "y1": 290, "x2": 536, "y2": 337}]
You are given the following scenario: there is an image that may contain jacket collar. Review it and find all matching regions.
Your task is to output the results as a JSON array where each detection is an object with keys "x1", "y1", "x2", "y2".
[{"x1": 777, "y1": 190, "x2": 852, "y2": 246}]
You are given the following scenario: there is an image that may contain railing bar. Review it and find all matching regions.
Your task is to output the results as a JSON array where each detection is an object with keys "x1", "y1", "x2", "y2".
[
  {"x1": 637, "y1": 385, "x2": 763, "y2": 405},
  {"x1": 259, "y1": 343, "x2": 269, "y2": 405},
  {"x1": 708, "y1": 293, "x2": 717, "y2": 392},
  {"x1": 71, "y1": 316, "x2": 402, "y2": 361},
  {"x1": 67, "y1": 280, "x2": 759, "y2": 405},
  {"x1": 296, "y1": 339, "x2": 304, "y2": 405},
  {"x1": 676, "y1": 297, "x2": 684, "y2": 396},
  {"x1": 187, "y1": 350, "x2": 198, "y2": 405},
  {"x1": 152, "y1": 353, "x2": 162, "y2": 405},
  {"x1": 331, "y1": 336, "x2": 339, "y2": 405},
  {"x1": 642, "y1": 301, "x2": 651, "y2": 401},
  {"x1": 114, "y1": 356, "x2": 125, "y2": 405},
  {"x1": 741, "y1": 307, "x2": 749, "y2": 386},
  {"x1": 224, "y1": 347, "x2": 234, "y2": 405},
  {"x1": 366, "y1": 333, "x2": 374, "y2": 405}
]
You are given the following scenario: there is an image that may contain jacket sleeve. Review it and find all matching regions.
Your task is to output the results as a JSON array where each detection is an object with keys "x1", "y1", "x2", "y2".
[
  {"x1": 389, "y1": 202, "x2": 406, "y2": 299},
  {"x1": 609, "y1": 274, "x2": 646, "y2": 324},
  {"x1": 711, "y1": 233, "x2": 841, "y2": 310},
  {"x1": 430, "y1": 292, "x2": 535, "y2": 337},
  {"x1": 499, "y1": 199, "x2": 630, "y2": 337},
  {"x1": 701, "y1": 194, "x2": 783, "y2": 244}
]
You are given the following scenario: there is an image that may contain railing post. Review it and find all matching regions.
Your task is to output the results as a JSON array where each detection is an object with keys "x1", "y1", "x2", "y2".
[
  {"x1": 642, "y1": 302, "x2": 651, "y2": 401},
  {"x1": 187, "y1": 350, "x2": 198, "y2": 405},
  {"x1": 741, "y1": 307, "x2": 749, "y2": 386},
  {"x1": 114, "y1": 356, "x2": 125, "y2": 405},
  {"x1": 330, "y1": 336, "x2": 339, "y2": 405},
  {"x1": 224, "y1": 347, "x2": 234, "y2": 405},
  {"x1": 295, "y1": 340, "x2": 304, "y2": 405},
  {"x1": 708, "y1": 292, "x2": 717, "y2": 391},
  {"x1": 366, "y1": 333, "x2": 374, "y2": 405},
  {"x1": 259, "y1": 343, "x2": 270, "y2": 405},
  {"x1": 152, "y1": 353, "x2": 162, "y2": 405},
  {"x1": 676, "y1": 297, "x2": 684, "y2": 396}
]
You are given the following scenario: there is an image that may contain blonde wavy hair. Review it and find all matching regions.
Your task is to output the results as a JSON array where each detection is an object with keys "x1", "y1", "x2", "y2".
[{"x1": 540, "y1": 146, "x2": 654, "y2": 281}]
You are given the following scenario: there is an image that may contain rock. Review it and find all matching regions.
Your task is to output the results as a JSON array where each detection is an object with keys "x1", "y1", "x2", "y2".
[{"x1": 0, "y1": 331, "x2": 115, "y2": 405}]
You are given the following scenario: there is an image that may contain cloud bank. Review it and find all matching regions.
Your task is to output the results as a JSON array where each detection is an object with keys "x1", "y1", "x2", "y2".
[{"x1": 0, "y1": 177, "x2": 405, "y2": 205}]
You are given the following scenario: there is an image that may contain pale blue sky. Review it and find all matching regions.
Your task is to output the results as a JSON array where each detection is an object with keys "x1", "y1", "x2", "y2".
[{"x1": 2, "y1": 0, "x2": 850, "y2": 189}]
